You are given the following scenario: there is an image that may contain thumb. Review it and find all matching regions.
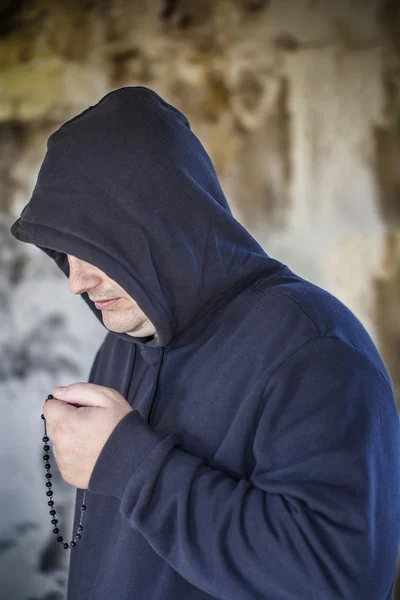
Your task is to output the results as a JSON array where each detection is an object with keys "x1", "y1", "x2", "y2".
[{"x1": 52, "y1": 382, "x2": 110, "y2": 408}]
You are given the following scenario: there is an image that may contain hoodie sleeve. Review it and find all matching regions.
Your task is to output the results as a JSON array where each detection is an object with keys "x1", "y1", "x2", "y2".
[{"x1": 88, "y1": 336, "x2": 400, "y2": 600}]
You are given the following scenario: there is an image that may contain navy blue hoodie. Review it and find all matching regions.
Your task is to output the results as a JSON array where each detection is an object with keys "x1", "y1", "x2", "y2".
[{"x1": 10, "y1": 87, "x2": 400, "y2": 600}]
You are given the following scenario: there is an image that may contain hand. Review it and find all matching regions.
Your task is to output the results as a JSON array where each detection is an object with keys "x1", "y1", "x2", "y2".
[{"x1": 42, "y1": 382, "x2": 133, "y2": 489}]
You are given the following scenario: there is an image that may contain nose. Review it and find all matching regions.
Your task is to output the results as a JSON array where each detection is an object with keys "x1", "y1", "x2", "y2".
[{"x1": 67, "y1": 260, "x2": 102, "y2": 296}]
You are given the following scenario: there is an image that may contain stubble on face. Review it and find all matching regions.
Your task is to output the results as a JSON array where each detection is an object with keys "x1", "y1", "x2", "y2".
[{"x1": 67, "y1": 255, "x2": 157, "y2": 339}]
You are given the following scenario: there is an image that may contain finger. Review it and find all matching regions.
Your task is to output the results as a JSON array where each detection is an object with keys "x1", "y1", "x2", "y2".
[
  {"x1": 46, "y1": 423, "x2": 53, "y2": 440},
  {"x1": 52, "y1": 382, "x2": 111, "y2": 408},
  {"x1": 42, "y1": 397, "x2": 78, "y2": 426},
  {"x1": 52, "y1": 444, "x2": 61, "y2": 469}
]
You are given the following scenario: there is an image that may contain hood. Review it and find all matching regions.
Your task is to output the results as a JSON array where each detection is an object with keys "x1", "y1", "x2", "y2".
[{"x1": 10, "y1": 86, "x2": 282, "y2": 349}]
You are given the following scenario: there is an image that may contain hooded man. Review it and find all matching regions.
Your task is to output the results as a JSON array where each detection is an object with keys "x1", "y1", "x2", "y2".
[{"x1": 10, "y1": 87, "x2": 400, "y2": 600}]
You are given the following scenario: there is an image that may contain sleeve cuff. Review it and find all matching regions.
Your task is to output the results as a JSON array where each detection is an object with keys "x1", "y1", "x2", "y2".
[{"x1": 88, "y1": 410, "x2": 178, "y2": 498}]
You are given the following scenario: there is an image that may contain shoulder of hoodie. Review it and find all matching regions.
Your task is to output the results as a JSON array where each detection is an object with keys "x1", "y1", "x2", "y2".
[{"x1": 247, "y1": 271, "x2": 393, "y2": 392}]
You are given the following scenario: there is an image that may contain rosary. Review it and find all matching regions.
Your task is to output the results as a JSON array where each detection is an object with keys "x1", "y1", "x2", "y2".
[{"x1": 41, "y1": 394, "x2": 87, "y2": 549}]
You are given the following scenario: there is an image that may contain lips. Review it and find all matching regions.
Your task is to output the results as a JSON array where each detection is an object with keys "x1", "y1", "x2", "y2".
[{"x1": 94, "y1": 299, "x2": 120, "y2": 309}]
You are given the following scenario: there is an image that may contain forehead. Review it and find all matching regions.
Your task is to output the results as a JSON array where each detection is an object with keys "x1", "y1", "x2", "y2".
[{"x1": 67, "y1": 254, "x2": 103, "y2": 273}]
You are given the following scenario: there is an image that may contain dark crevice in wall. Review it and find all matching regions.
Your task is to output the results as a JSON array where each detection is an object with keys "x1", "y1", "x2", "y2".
[
  {"x1": 0, "y1": 0, "x2": 29, "y2": 37},
  {"x1": 238, "y1": 0, "x2": 270, "y2": 12},
  {"x1": 161, "y1": 0, "x2": 179, "y2": 20},
  {"x1": 373, "y1": 1, "x2": 400, "y2": 433},
  {"x1": 379, "y1": 0, "x2": 400, "y2": 53}
]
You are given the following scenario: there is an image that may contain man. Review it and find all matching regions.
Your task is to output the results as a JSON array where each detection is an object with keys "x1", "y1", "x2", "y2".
[{"x1": 10, "y1": 87, "x2": 400, "y2": 599}]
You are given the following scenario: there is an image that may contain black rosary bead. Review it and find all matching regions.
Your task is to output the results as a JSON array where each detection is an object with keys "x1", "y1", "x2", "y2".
[{"x1": 42, "y1": 394, "x2": 87, "y2": 549}]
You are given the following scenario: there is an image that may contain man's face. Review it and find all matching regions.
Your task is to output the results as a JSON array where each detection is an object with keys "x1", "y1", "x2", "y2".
[{"x1": 66, "y1": 254, "x2": 157, "y2": 339}]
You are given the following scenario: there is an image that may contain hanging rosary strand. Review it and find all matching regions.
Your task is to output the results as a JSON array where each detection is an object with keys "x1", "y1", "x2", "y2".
[{"x1": 41, "y1": 394, "x2": 87, "y2": 549}]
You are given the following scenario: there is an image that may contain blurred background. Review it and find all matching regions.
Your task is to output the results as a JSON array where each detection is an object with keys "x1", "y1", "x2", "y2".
[{"x1": 0, "y1": 0, "x2": 399, "y2": 598}]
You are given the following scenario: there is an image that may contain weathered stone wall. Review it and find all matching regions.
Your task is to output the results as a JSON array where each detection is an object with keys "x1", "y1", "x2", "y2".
[{"x1": 0, "y1": 1, "x2": 399, "y2": 598}]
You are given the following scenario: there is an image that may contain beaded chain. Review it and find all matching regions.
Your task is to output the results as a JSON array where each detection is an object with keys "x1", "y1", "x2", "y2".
[{"x1": 41, "y1": 393, "x2": 87, "y2": 549}]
